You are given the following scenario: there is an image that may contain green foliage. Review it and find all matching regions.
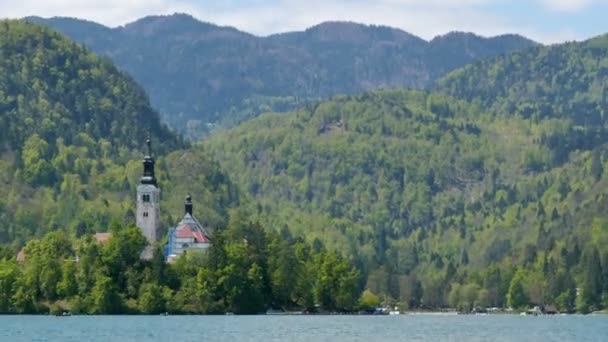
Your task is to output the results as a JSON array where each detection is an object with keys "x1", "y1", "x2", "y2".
[
  {"x1": 359, "y1": 289, "x2": 381, "y2": 309},
  {"x1": 0, "y1": 20, "x2": 181, "y2": 154},
  {"x1": 90, "y1": 272, "x2": 123, "y2": 314},
  {"x1": 206, "y1": 86, "x2": 608, "y2": 312},
  {"x1": 507, "y1": 269, "x2": 528, "y2": 310},
  {"x1": 0, "y1": 214, "x2": 362, "y2": 314},
  {"x1": 138, "y1": 283, "x2": 166, "y2": 314},
  {"x1": 30, "y1": 15, "x2": 535, "y2": 137},
  {"x1": 0, "y1": 259, "x2": 19, "y2": 312},
  {"x1": 2, "y1": 18, "x2": 608, "y2": 316},
  {"x1": 576, "y1": 247, "x2": 603, "y2": 313},
  {"x1": 437, "y1": 38, "x2": 608, "y2": 161},
  {"x1": 0, "y1": 21, "x2": 239, "y2": 248},
  {"x1": 449, "y1": 283, "x2": 483, "y2": 313}
]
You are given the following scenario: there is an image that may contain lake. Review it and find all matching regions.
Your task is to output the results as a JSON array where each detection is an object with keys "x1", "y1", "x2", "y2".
[{"x1": 1, "y1": 314, "x2": 606, "y2": 341}]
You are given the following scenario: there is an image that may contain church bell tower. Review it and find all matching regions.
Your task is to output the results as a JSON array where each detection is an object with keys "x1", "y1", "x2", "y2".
[{"x1": 136, "y1": 138, "x2": 160, "y2": 260}]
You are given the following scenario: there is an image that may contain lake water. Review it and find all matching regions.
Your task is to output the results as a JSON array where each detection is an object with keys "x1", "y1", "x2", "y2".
[{"x1": 1, "y1": 314, "x2": 607, "y2": 341}]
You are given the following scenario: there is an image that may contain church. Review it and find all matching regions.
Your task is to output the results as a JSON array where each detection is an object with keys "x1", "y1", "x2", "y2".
[
  {"x1": 135, "y1": 139, "x2": 211, "y2": 261},
  {"x1": 164, "y1": 194, "x2": 212, "y2": 262}
]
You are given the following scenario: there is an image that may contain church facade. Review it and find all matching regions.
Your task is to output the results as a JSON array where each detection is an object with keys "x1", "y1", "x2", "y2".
[{"x1": 135, "y1": 139, "x2": 211, "y2": 262}]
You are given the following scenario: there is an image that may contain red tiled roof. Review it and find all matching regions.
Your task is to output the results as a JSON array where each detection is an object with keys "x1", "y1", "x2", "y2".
[
  {"x1": 192, "y1": 230, "x2": 209, "y2": 243},
  {"x1": 175, "y1": 225, "x2": 194, "y2": 238},
  {"x1": 175, "y1": 224, "x2": 209, "y2": 243}
]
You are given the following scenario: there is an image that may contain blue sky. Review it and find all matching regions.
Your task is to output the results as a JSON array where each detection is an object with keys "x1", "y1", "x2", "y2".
[{"x1": 2, "y1": 0, "x2": 608, "y2": 43}]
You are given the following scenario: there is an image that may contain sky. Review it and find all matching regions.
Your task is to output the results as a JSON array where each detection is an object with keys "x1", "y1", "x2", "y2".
[{"x1": 1, "y1": 0, "x2": 608, "y2": 43}]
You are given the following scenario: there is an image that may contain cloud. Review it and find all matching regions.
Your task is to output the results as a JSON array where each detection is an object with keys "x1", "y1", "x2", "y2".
[
  {"x1": 0, "y1": 0, "x2": 601, "y2": 43},
  {"x1": 537, "y1": 0, "x2": 596, "y2": 12},
  {"x1": 0, "y1": 0, "x2": 195, "y2": 25},
  {"x1": 185, "y1": 0, "x2": 573, "y2": 43}
]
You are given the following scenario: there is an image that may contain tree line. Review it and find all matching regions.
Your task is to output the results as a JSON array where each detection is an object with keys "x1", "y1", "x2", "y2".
[{"x1": 0, "y1": 210, "x2": 362, "y2": 314}]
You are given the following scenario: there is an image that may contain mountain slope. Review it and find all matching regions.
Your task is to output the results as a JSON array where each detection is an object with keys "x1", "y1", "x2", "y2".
[
  {"x1": 436, "y1": 36, "x2": 608, "y2": 170},
  {"x1": 0, "y1": 20, "x2": 181, "y2": 154},
  {"x1": 27, "y1": 14, "x2": 537, "y2": 137},
  {"x1": 205, "y1": 88, "x2": 608, "y2": 311},
  {"x1": 0, "y1": 20, "x2": 238, "y2": 246},
  {"x1": 436, "y1": 37, "x2": 608, "y2": 126}
]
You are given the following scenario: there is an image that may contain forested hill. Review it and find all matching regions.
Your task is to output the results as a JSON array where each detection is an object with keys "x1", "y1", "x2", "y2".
[
  {"x1": 206, "y1": 89, "x2": 608, "y2": 313},
  {"x1": 0, "y1": 20, "x2": 181, "y2": 155},
  {"x1": 436, "y1": 35, "x2": 608, "y2": 128},
  {"x1": 27, "y1": 14, "x2": 537, "y2": 137},
  {"x1": 0, "y1": 20, "x2": 238, "y2": 247},
  {"x1": 0, "y1": 20, "x2": 362, "y2": 316}
]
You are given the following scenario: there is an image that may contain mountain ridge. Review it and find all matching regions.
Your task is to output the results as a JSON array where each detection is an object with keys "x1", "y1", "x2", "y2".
[
  {"x1": 26, "y1": 14, "x2": 538, "y2": 138},
  {"x1": 27, "y1": 14, "x2": 538, "y2": 42}
]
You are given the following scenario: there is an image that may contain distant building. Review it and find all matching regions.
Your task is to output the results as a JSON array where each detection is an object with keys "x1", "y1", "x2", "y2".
[
  {"x1": 136, "y1": 139, "x2": 161, "y2": 260},
  {"x1": 94, "y1": 232, "x2": 112, "y2": 244},
  {"x1": 165, "y1": 195, "x2": 211, "y2": 262},
  {"x1": 133, "y1": 138, "x2": 212, "y2": 262},
  {"x1": 16, "y1": 249, "x2": 26, "y2": 263}
]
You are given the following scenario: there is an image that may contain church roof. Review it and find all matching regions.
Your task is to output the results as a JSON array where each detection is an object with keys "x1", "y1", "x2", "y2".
[
  {"x1": 175, "y1": 213, "x2": 210, "y2": 243},
  {"x1": 175, "y1": 224, "x2": 209, "y2": 243}
]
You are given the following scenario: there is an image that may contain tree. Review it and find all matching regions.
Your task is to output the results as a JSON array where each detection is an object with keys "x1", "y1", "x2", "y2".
[
  {"x1": 89, "y1": 272, "x2": 122, "y2": 314},
  {"x1": 315, "y1": 252, "x2": 361, "y2": 312},
  {"x1": 268, "y1": 235, "x2": 299, "y2": 307},
  {"x1": 12, "y1": 285, "x2": 38, "y2": 314},
  {"x1": 0, "y1": 260, "x2": 19, "y2": 312},
  {"x1": 242, "y1": 263, "x2": 266, "y2": 314},
  {"x1": 139, "y1": 283, "x2": 166, "y2": 314},
  {"x1": 54, "y1": 261, "x2": 76, "y2": 298},
  {"x1": 102, "y1": 226, "x2": 146, "y2": 292},
  {"x1": 39, "y1": 259, "x2": 61, "y2": 300},
  {"x1": 360, "y1": 289, "x2": 381, "y2": 309},
  {"x1": 590, "y1": 149, "x2": 603, "y2": 182},
  {"x1": 507, "y1": 269, "x2": 528, "y2": 310},
  {"x1": 448, "y1": 283, "x2": 462, "y2": 310},
  {"x1": 576, "y1": 247, "x2": 603, "y2": 313},
  {"x1": 21, "y1": 134, "x2": 55, "y2": 186}
]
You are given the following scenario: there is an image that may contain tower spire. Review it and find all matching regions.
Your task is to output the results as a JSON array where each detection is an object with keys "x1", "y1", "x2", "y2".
[
  {"x1": 146, "y1": 137, "x2": 152, "y2": 158},
  {"x1": 140, "y1": 137, "x2": 157, "y2": 186},
  {"x1": 185, "y1": 194, "x2": 193, "y2": 215}
]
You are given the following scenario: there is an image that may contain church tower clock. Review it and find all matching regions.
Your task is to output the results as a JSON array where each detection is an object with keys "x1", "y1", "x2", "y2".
[{"x1": 136, "y1": 138, "x2": 160, "y2": 260}]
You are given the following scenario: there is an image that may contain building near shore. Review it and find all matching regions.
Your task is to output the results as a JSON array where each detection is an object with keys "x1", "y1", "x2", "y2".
[
  {"x1": 164, "y1": 195, "x2": 212, "y2": 262},
  {"x1": 135, "y1": 139, "x2": 161, "y2": 260},
  {"x1": 134, "y1": 138, "x2": 211, "y2": 262}
]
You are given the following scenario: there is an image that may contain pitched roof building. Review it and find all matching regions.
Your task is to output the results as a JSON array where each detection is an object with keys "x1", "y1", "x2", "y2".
[{"x1": 165, "y1": 195, "x2": 211, "y2": 262}]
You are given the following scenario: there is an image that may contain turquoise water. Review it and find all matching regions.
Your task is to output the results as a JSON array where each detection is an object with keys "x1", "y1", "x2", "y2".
[{"x1": 1, "y1": 315, "x2": 606, "y2": 341}]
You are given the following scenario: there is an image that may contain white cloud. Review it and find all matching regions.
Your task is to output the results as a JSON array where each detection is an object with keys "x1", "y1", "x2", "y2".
[
  {"x1": 0, "y1": 0, "x2": 599, "y2": 43},
  {"x1": 537, "y1": 0, "x2": 596, "y2": 12},
  {"x1": 0, "y1": 0, "x2": 196, "y2": 26}
]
